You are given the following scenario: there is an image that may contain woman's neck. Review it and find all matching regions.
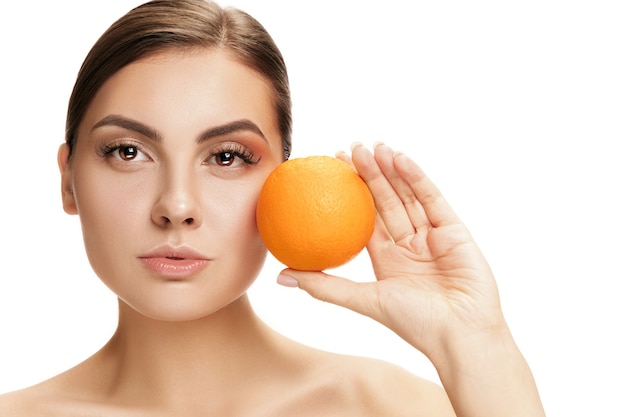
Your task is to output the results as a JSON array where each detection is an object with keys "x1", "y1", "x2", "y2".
[{"x1": 92, "y1": 294, "x2": 288, "y2": 411}]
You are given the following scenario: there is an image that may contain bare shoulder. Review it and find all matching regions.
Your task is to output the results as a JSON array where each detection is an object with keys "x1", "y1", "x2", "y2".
[
  {"x1": 0, "y1": 384, "x2": 51, "y2": 417},
  {"x1": 0, "y1": 389, "x2": 24, "y2": 416},
  {"x1": 351, "y1": 355, "x2": 455, "y2": 416},
  {"x1": 0, "y1": 380, "x2": 125, "y2": 417},
  {"x1": 0, "y1": 367, "x2": 109, "y2": 417},
  {"x1": 311, "y1": 353, "x2": 456, "y2": 416}
]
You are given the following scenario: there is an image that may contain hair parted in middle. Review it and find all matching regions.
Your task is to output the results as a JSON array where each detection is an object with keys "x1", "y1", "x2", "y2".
[{"x1": 65, "y1": 0, "x2": 292, "y2": 160}]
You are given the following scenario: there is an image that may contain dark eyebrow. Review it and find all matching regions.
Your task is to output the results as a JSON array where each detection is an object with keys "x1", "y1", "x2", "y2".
[
  {"x1": 91, "y1": 115, "x2": 267, "y2": 144},
  {"x1": 197, "y1": 119, "x2": 267, "y2": 144},
  {"x1": 91, "y1": 114, "x2": 162, "y2": 142}
]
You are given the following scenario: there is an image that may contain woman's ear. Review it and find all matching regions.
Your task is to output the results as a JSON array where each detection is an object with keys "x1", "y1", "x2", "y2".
[{"x1": 57, "y1": 143, "x2": 78, "y2": 215}]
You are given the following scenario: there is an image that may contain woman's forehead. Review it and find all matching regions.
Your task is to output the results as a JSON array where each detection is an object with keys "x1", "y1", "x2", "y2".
[{"x1": 79, "y1": 48, "x2": 280, "y2": 144}]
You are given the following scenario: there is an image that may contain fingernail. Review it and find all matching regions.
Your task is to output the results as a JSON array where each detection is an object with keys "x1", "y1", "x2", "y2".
[
  {"x1": 373, "y1": 141, "x2": 385, "y2": 148},
  {"x1": 350, "y1": 142, "x2": 363, "y2": 151},
  {"x1": 277, "y1": 274, "x2": 299, "y2": 288}
]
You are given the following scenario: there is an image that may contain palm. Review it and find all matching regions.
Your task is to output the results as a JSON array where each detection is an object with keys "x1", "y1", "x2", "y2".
[
  {"x1": 342, "y1": 144, "x2": 502, "y2": 355},
  {"x1": 283, "y1": 143, "x2": 545, "y2": 417}
]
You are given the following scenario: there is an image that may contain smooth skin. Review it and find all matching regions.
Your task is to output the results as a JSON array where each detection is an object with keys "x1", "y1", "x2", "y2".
[
  {"x1": 284, "y1": 144, "x2": 546, "y2": 416},
  {"x1": 0, "y1": 48, "x2": 544, "y2": 416}
]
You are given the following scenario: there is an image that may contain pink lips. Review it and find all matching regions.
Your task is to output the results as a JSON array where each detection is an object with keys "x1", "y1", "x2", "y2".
[{"x1": 139, "y1": 245, "x2": 210, "y2": 279}]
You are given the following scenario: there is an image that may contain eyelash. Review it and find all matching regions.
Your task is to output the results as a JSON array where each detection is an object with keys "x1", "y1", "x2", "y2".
[
  {"x1": 96, "y1": 141, "x2": 146, "y2": 160},
  {"x1": 96, "y1": 141, "x2": 261, "y2": 166},
  {"x1": 208, "y1": 143, "x2": 261, "y2": 166}
]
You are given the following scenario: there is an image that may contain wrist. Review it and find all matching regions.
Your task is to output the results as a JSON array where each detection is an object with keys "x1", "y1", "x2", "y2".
[
  {"x1": 434, "y1": 317, "x2": 513, "y2": 368},
  {"x1": 429, "y1": 320, "x2": 545, "y2": 417},
  {"x1": 423, "y1": 306, "x2": 510, "y2": 367}
]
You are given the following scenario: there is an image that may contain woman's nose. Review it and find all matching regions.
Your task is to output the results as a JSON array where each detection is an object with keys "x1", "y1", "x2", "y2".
[{"x1": 150, "y1": 170, "x2": 203, "y2": 229}]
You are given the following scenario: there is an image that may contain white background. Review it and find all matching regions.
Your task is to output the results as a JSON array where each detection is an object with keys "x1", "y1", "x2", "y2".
[{"x1": 1, "y1": 1, "x2": 625, "y2": 415}]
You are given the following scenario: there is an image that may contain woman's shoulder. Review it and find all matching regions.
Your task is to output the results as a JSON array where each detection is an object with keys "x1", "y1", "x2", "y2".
[
  {"x1": 0, "y1": 346, "x2": 456, "y2": 417},
  {"x1": 0, "y1": 368, "x2": 106, "y2": 417},
  {"x1": 293, "y1": 349, "x2": 455, "y2": 416},
  {"x1": 0, "y1": 380, "x2": 123, "y2": 417},
  {"x1": 0, "y1": 382, "x2": 56, "y2": 417}
]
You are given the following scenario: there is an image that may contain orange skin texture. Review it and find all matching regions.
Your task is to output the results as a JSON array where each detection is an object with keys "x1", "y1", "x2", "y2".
[{"x1": 256, "y1": 156, "x2": 376, "y2": 271}]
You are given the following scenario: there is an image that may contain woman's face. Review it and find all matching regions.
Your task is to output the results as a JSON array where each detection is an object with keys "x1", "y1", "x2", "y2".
[{"x1": 59, "y1": 49, "x2": 285, "y2": 321}]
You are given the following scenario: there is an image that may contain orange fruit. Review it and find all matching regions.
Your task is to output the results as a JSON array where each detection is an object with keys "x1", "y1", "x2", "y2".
[{"x1": 256, "y1": 155, "x2": 376, "y2": 271}]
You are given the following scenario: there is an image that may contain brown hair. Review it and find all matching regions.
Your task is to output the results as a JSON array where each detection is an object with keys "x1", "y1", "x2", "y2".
[{"x1": 65, "y1": 0, "x2": 292, "y2": 160}]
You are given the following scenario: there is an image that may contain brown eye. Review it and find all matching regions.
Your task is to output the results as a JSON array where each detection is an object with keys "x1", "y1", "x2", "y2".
[
  {"x1": 216, "y1": 152, "x2": 235, "y2": 166},
  {"x1": 118, "y1": 145, "x2": 139, "y2": 161},
  {"x1": 206, "y1": 145, "x2": 259, "y2": 168}
]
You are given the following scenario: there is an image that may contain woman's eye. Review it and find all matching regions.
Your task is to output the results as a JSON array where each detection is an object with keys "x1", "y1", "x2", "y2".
[
  {"x1": 119, "y1": 146, "x2": 138, "y2": 160},
  {"x1": 216, "y1": 151, "x2": 236, "y2": 167},
  {"x1": 208, "y1": 146, "x2": 260, "y2": 168},
  {"x1": 112, "y1": 145, "x2": 149, "y2": 162}
]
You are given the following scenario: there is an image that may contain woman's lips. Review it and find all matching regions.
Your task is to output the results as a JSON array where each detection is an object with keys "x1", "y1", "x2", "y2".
[
  {"x1": 139, "y1": 257, "x2": 209, "y2": 279},
  {"x1": 139, "y1": 246, "x2": 210, "y2": 279}
]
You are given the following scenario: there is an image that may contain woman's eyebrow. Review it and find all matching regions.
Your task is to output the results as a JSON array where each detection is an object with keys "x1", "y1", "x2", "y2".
[
  {"x1": 197, "y1": 119, "x2": 267, "y2": 143},
  {"x1": 91, "y1": 115, "x2": 162, "y2": 142},
  {"x1": 91, "y1": 115, "x2": 267, "y2": 143}
]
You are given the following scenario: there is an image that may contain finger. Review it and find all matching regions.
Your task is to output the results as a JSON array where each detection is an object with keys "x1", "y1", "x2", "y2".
[
  {"x1": 338, "y1": 147, "x2": 393, "y2": 244},
  {"x1": 393, "y1": 152, "x2": 460, "y2": 227},
  {"x1": 335, "y1": 150, "x2": 354, "y2": 168},
  {"x1": 351, "y1": 143, "x2": 416, "y2": 242},
  {"x1": 277, "y1": 268, "x2": 379, "y2": 319},
  {"x1": 366, "y1": 211, "x2": 393, "y2": 252},
  {"x1": 338, "y1": 147, "x2": 394, "y2": 254},
  {"x1": 373, "y1": 143, "x2": 431, "y2": 231}
]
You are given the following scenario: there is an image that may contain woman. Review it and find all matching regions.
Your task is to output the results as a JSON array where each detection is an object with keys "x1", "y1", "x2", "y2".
[{"x1": 0, "y1": 0, "x2": 545, "y2": 415}]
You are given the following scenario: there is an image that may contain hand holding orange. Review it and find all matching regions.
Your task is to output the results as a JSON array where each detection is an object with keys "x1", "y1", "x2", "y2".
[{"x1": 256, "y1": 156, "x2": 376, "y2": 271}]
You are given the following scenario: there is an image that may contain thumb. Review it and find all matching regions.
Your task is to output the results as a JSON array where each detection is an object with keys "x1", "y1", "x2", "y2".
[{"x1": 277, "y1": 269, "x2": 378, "y2": 318}]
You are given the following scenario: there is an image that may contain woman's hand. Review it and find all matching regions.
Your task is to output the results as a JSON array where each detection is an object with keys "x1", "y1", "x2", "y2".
[
  {"x1": 278, "y1": 143, "x2": 546, "y2": 417},
  {"x1": 278, "y1": 143, "x2": 504, "y2": 356}
]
